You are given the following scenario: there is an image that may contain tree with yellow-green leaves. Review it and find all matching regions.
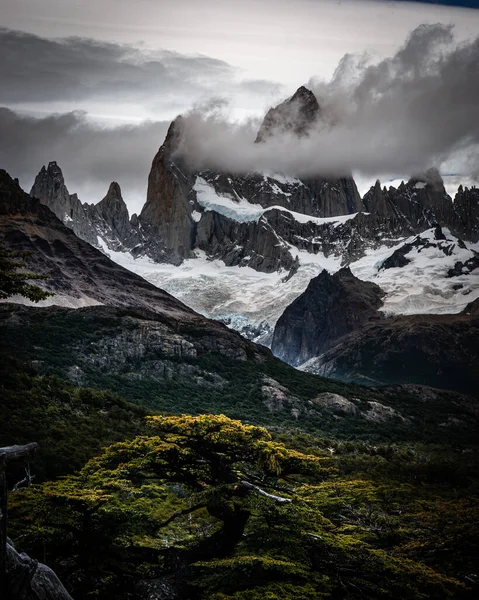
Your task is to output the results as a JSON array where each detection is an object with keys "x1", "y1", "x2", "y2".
[{"x1": 10, "y1": 415, "x2": 467, "y2": 600}]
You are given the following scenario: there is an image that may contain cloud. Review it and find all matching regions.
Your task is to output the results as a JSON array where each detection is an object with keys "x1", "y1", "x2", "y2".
[
  {"x1": 0, "y1": 28, "x2": 283, "y2": 119},
  {"x1": 0, "y1": 107, "x2": 169, "y2": 213},
  {"x1": 174, "y1": 24, "x2": 479, "y2": 181},
  {"x1": 1, "y1": 23, "x2": 477, "y2": 216}
]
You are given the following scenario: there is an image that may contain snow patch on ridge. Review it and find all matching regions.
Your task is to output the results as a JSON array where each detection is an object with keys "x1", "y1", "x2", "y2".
[
  {"x1": 105, "y1": 227, "x2": 478, "y2": 346},
  {"x1": 194, "y1": 177, "x2": 362, "y2": 227},
  {"x1": 350, "y1": 228, "x2": 479, "y2": 315},
  {"x1": 194, "y1": 177, "x2": 264, "y2": 223}
]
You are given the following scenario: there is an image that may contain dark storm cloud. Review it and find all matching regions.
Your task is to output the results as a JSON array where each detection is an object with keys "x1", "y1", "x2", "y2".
[
  {"x1": 0, "y1": 28, "x2": 280, "y2": 108},
  {"x1": 176, "y1": 24, "x2": 479, "y2": 179},
  {"x1": 0, "y1": 108, "x2": 169, "y2": 212}
]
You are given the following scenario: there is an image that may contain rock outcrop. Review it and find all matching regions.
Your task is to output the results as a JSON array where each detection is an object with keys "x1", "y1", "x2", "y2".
[
  {"x1": 6, "y1": 538, "x2": 73, "y2": 600},
  {"x1": 301, "y1": 300, "x2": 479, "y2": 396},
  {"x1": 271, "y1": 267, "x2": 385, "y2": 366},
  {"x1": 137, "y1": 117, "x2": 196, "y2": 264},
  {"x1": 31, "y1": 162, "x2": 138, "y2": 253},
  {"x1": 255, "y1": 85, "x2": 321, "y2": 142},
  {"x1": 86, "y1": 181, "x2": 139, "y2": 251},
  {"x1": 31, "y1": 161, "x2": 98, "y2": 246},
  {"x1": 362, "y1": 170, "x2": 479, "y2": 242}
]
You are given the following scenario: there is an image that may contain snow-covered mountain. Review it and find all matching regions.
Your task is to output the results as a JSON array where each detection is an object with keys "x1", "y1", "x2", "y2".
[{"x1": 28, "y1": 86, "x2": 479, "y2": 350}]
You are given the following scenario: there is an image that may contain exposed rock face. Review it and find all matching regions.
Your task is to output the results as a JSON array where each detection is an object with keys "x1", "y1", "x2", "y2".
[
  {"x1": 301, "y1": 303, "x2": 479, "y2": 396},
  {"x1": 363, "y1": 170, "x2": 479, "y2": 242},
  {"x1": 311, "y1": 393, "x2": 358, "y2": 416},
  {"x1": 255, "y1": 85, "x2": 321, "y2": 142},
  {"x1": 31, "y1": 162, "x2": 138, "y2": 253},
  {"x1": 6, "y1": 538, "x2": 73, "y2": 600},
  {"x1": 195, "y1": 210, "x2": 298, "y2": 273},
  {"x1": 363, "y1": 401, "x2": 405, "y2": 423},
  {"x1": 138, "y1": 117, "x2": 196, "y2": 264},
  {"x1": 271, "y1": 267, "x2": 385, "y2": 366},
  {"x1": 30, "y1": 161, "x2": 98, "y2": 246},
  {"x1": 86, "y1": 181, "x2": 139, "y2": 251},
  {"x1": 452, "y1": 185, "x2": 479, "y2": 242}
]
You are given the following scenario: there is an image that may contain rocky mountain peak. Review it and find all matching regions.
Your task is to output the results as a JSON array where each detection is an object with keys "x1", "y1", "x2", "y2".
[
  {"x1": 271, "y1": 267, "x2": 384, "y2": 366},
  {"x1": 163, "y1": 115, "x2": 185, "y2": 156},
  {"x1": 31, "y1": 161, "x2": 67, "y2": 201},
  {"x1": 408, "y1": 167, "x2": 445, "y2": 193},
  {"x1": 91, "y1": 180, "x2": 135, "y2": 250},
  {"x1": 96, "y1": 181, "x2": 129, "y2": 220},
  {"x1": 255, "y1": 85, "x2": 320, "y2": 143},
  {"x1": 103, "y1": 181, "x2": 122, "y2": 203}
]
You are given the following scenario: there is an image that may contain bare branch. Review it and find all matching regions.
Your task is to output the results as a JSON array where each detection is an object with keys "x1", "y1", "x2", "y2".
[
  {"x1": 240, "y1": 481, "x2": 292, "y2": 503},
  {"x1": 0, "y1": 444, "x2": 38, "y2": 463},
  {"x1": 12, "y1": 464, "x2": 35, "y2": 492}
]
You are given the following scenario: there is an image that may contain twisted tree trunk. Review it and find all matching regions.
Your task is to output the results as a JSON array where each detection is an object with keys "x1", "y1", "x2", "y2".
[{"x1": 0, "y1": 443, "x2": 38, "y2": 596}]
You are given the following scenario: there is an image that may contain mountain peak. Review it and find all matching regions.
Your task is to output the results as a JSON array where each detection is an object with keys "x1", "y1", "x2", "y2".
[
  {"x1": 255, "y1": 86, "x2": 320, "y2": 143},
  {"x1": 104, "y1": 181, "x2": 122, "y2": 202},
  {"x1": 409, "y1": 167, "x2": 445, "y2": 193},
  {"x1": 290, "y1": 85, "x2": 317, "y2": 102},
  {"x1": 31, "y1": 161, "x2": 68, "y2": 202}
]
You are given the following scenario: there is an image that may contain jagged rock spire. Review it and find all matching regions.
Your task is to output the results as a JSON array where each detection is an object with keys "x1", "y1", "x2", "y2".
[{"x1": 255, "y1": 85, "x2": 321, "y2": 143}]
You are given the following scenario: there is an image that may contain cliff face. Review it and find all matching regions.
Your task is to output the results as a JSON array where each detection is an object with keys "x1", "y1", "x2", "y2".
[
  {"x1": 255, "y1": 85, "x2": 321, "y2": 143},
  {"x1": 362, "y1": 169, "x2": 479, "y2": 242},
  {"x1": 302, "y1": 302, "x2": 479, "y2": 396},
  {"x1": 271, "y1": 268, "x2": 385, "y2": 366},
  {"x1": 130, "y1": 87, "x2": 363, "y2": 270},
  {"x1": 87, "y1": 181, "x2": 139, "y2": 251},
  {"x1": 31, "y1": 162, "x2": 138, "y2": 253},
  {"x1": 452, "y1": 185, "x2": 479, "y2": 242},
  {"x1": 138, "y1": 117, "x2": 196, "y2": 264},
  {"x1": 30, "y1": 161, "x2": 99, "y2": 247}
]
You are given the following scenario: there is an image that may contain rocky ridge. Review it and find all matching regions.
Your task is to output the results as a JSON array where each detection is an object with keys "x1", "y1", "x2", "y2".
[
  {"x1": 272, "y1": 267, "x2": 385, "y2": 366},
  {"x1": 30, "y1": 162, "x2": 139, "y2": 254},
  {"x1": 29, "y1": 87, "x2": 479, "y2": 281},
  {"x1": 300, "y1": 299, "x2": 479, "y2": 396}
]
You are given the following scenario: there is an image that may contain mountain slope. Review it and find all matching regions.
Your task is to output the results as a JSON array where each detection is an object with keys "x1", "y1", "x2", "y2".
[
  {"x1": 2, "y1": 168, "x2": 478, "y2": 441},
  {"x1": 1, "y1": 169, "x2": 201, "y2": 318},
  {"x1": 272, "y1": 267, "x2": 385, "y2": 366},
  {"x1": 301, "y1": 299, "x2": 479, "y2": 395}
]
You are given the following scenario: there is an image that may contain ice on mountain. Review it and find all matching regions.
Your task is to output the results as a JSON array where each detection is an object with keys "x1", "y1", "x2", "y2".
[{"x1": 194, "y1": 177, "x2": 264, "y2": 223}]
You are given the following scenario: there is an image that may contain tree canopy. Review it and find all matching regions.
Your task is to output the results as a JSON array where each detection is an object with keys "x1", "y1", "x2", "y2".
[
  {"x1": 10, "y1": 414, "x2": 470, "y2": 600},
  {"x1": 0, "y1": 245, "x2": 53, "y2": 302}
]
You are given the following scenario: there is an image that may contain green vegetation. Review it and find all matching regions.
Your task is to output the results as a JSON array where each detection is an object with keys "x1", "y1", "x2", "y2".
[
  {"x1": 0, "y1": 245, "x2": 54, "y2": 302},
  {"x1": 1, "y1": 304, "x2": 476, "y2": 444},
  {"x1": 9, "y1": 414, "x2": 478, "y2": 599},
  {"x1": 0, "y1": 358, "x2": 146, "y2": 482},
  {"x1": 1, "y1": 304, "x2": 478, "y2": 599}
]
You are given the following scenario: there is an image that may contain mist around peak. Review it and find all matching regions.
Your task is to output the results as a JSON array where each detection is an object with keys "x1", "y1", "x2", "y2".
[{"x1": 174, "y1": 24, "x2": 479, "y2": 182}]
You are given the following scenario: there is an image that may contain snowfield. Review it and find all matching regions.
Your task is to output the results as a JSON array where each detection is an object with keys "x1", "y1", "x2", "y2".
[
  {"x1": 104, "y1": 226, "x2": 479, "y2": 345},
  {"x1": 193, "y1": 177, "x2": 363, "y2": 227},
  {"x1": 350, "y1": 228, "x2": 479, "y2": 315}
]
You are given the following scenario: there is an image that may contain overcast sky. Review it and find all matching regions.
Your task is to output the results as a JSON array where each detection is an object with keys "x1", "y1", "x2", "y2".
[{"x1": 0, "y1": 0, "x2": 478, "y2": 212}]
